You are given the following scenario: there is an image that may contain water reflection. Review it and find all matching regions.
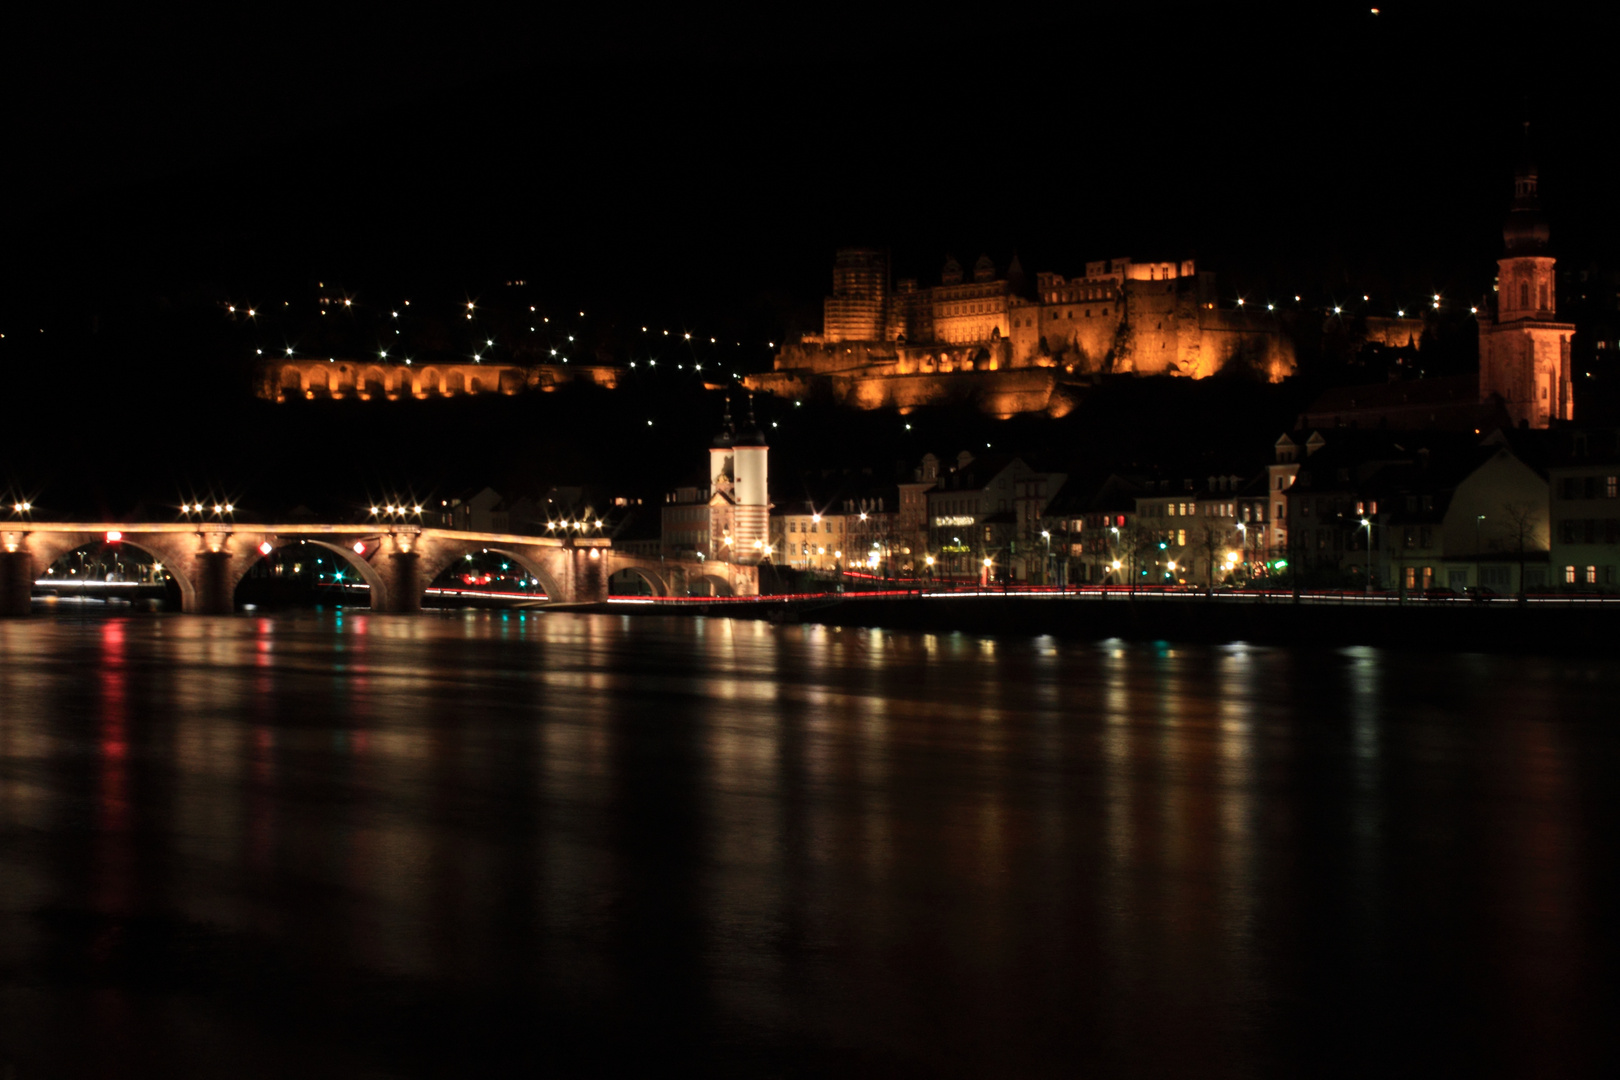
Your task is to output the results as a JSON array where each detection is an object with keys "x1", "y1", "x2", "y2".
[{"x1": 0, "y1": 612, "x2": 1614, "y2": 1077}]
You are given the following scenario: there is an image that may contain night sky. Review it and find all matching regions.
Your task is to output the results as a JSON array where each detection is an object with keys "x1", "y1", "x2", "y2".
[{"x1": 3, "y1": 6, "x2": 1617, "y2": 515}]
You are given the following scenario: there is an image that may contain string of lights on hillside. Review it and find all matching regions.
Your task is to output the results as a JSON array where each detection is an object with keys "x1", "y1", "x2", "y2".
[{"x1": 217, "y1": 282, "x2": 784, "y2": 376}]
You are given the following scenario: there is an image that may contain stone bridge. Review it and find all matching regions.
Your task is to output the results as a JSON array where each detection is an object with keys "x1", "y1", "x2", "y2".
[{"x1": 0, "y1": 524, "x2": 756, "y2": 616}]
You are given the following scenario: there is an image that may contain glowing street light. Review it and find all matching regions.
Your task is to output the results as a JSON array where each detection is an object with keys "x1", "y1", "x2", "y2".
[{"x1": 1361, "y1": 516, "x2": 1374, "y2": 593}]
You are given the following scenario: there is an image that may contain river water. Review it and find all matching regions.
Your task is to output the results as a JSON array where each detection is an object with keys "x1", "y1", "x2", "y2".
[{"x1": 0, "y1": 610, "x2": 1615, "y2": 1077}]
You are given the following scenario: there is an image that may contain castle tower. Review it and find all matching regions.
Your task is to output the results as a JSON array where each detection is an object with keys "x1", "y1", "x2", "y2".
[
  {"x1": 1479, "y1": 134, "x2": 1575, "y2": 427},
  {"x1": 729, "y1": 395, "x2": 771, "y2": 565},
  {"x1": 823, "y1": 248, "x2": 889, "y2": 343}
]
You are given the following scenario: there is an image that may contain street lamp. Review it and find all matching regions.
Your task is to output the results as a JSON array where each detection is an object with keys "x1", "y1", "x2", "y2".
[
  {"x1": 1360, "y1": 516, "x2": 1375, "y2": 594},
  {"x1": 1040, "y1": 529, "x2": 1051, "y2": 587}
]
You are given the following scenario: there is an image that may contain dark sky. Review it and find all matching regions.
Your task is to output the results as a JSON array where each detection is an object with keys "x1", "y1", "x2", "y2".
[
  {"x1": 4, "y1": 5, "x2": 1617, "y2": 335},
  {"x1": 3, "y1": 5, "x2": 1618, "y2": 516}
]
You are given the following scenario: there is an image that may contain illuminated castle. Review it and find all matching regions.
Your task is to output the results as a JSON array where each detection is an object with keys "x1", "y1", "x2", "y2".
[
  {"x1": 1478, "y1": 146, "x2": 1576, "y2": 428},
  {"x1": 746, "y1": 248, "x2": 1296, "y2": 416}
]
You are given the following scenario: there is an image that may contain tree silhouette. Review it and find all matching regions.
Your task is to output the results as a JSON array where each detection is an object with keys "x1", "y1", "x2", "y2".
[{"x1": 1495, "y1": 500, "x2": 1543, "y2": 598}]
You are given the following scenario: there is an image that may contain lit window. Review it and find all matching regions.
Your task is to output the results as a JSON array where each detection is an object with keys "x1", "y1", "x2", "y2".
[
  {"x1": 1565, "y1": 565, "x2": 1577, "y2": 584},
  {"x1": 1608, "y1": 476, "x2": 1618, "y2": 498},
  {"x1": 1586, "y1": 565, "x2": 1598, "y2": 585}
]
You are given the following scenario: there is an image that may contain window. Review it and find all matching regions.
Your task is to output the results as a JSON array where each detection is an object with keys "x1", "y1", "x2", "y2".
[
  {"x1": 1609, "y1": 476, "x2": 1618, "y2": 498},
  {"x1": 1405, "y1": 566, "x2": 1416, "y2": 589},
  {"x1": 1177, "y1": 529, "x2": 1186, "y2": 547},
  {"x1": 1565, "y1": 565, "x2": 1577, "y2": 584},
  {"x1": 1422, "y1": 567, "x2": 1434, "y2": 590},
  {"x1": 1539, "y1": 283, "x2": 1549, "y2": 309},
  {"x1": 1520, "y1": 282, "x2": 1530, "y2": 307},
  {"x1": 1277, "y1": 502, "x2": 1286, "y2": 520},
  {"x1": 1586, "y1": 566, "x2": 1598, "y2": 585}
]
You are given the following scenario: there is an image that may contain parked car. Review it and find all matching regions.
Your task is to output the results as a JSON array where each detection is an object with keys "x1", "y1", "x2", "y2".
[
  {"x1": 1465, "y1": 585, "x2": 1501, "y2": 602},
  {"x1": 1423, "y1": 586, "x2": 1459, "y2": 600}
]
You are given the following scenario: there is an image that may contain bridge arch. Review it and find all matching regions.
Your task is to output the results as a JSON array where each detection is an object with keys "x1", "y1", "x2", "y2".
[
  {"x1": 687, "y1": 573, "x2": 734, "y2": 597},
  {"x1": 231, "y1": 538, "x2": 389, "y2": 609},
  {"x1": 609, "y1": 565, "x2": 669, "y2": 597},
  {"x1": 29, "y1": 533, "x2": 197, "y2": 611},
  {"x1": 420, "y1": 544, "x2": 565, "y2": 606}
]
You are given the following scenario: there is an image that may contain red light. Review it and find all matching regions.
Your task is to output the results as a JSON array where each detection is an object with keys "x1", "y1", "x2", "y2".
[
  {"x1": 352, "y1": 541, "x2": 366, "y2": 554},
  {"x1": 105, "y1": 530, "x2": 122, "y2": 543},
  {"x1": 258, "y1": 541, "x2": 273, "y2": 556}
]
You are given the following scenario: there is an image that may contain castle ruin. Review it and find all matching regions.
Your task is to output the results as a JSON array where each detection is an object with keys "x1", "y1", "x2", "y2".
[{"x1": 746, "y1": 249, "x2": 1297, "y2": 416}]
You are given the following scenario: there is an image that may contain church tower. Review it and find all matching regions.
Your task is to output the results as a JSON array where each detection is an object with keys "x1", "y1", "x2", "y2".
[
  {"x1": 706, "y1": 395, "x2": 771, "y2": 565},
  {"x1": 729, "y1": 395, "x2": 771, "y2": 565},
  {"x1": 1478, "y1": 134, "x2": 1575, "y2": 427}
]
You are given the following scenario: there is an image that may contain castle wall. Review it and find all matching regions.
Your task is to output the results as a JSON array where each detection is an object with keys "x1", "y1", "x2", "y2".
[
  {"x1": 1362, "y1": 316, "x2": 1426, "y2": 349},
  {"x1": 256, "y1": 360, "x2": 616, "y2": 402}
]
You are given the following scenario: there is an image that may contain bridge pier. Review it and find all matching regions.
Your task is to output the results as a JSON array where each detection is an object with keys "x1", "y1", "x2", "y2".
[
  {"x1": 189, "y1": 551, "x2": 236, "y2": 614},
  {"x1": 0, "y1": 550, "x2": 33, "y2": 617},
  {"x1": 374, "y1": 552, "x2": 420, "y2": 613},
  {"x1": 576, "y1": 548, "x2": 607, "y2": 603}
]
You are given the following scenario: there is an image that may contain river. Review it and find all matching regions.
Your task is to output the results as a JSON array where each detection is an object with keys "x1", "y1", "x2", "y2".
[{"x1": 1, "y1": 610, "x2": 1616, "y2": 1077}]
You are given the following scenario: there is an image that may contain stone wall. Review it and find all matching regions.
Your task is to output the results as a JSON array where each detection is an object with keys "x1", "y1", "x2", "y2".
[{"x1": 256, "y1": 360, "x2": 618, "y2": 402}]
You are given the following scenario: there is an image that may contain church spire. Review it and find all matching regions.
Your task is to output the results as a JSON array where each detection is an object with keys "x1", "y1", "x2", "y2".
[
  {"x1": 1504, "y1": 121, "x2": 1549, "y2": 255},
  {"x1": 712, "y1": 395, "x2": 735, "y2": 448}
]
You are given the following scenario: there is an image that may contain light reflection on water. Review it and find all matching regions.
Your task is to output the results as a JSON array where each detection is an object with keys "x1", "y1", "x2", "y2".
[{"x1": 0, "y1": 611, "x2": 1615, "y2": 1078}]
